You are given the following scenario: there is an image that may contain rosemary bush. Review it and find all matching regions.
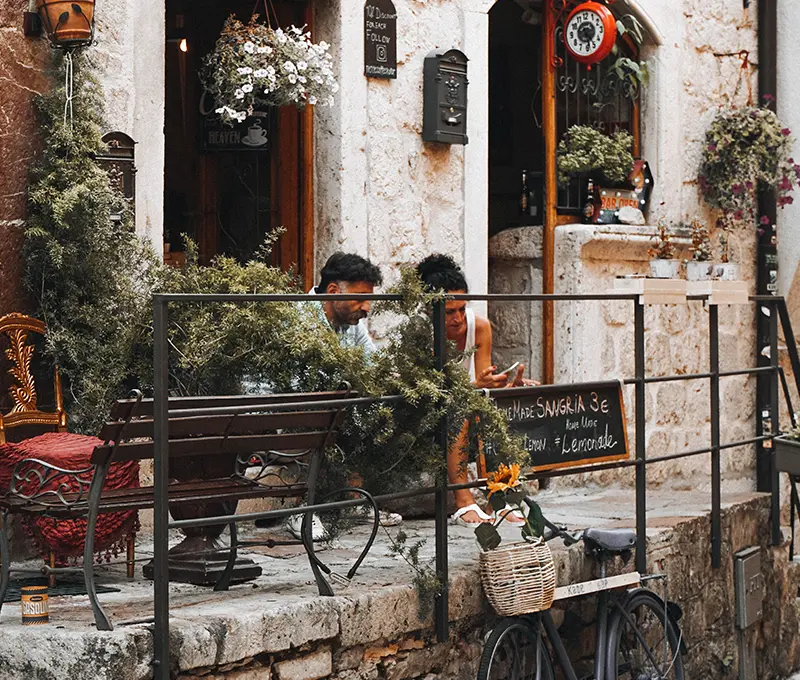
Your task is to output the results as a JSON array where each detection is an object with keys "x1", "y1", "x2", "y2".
[{"x1": 556, "y1": 125, "x2": 634, "y2": 186}]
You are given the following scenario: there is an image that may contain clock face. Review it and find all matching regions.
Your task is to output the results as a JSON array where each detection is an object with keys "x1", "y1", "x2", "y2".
[{"x1": 566, "y1": 9, "x2": 606, "y2": 58}]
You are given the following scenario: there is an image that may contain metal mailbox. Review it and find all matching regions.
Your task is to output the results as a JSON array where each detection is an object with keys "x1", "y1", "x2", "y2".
[
  {"x1": 734, "y1": 546, "x2": 765, "y2": 630},
  {"x1": 422, "y1": 49, "x2": 468, "y2": 145}
]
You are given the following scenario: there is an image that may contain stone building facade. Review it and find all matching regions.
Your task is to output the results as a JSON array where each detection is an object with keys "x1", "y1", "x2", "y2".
[{"x1": 0, "y1": 0, "x2": 792, "y2": 486}]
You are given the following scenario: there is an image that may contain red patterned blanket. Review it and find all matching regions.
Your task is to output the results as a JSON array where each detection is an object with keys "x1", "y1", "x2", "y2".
[{"x1": 0, "y1": 432, "x2": 139, "y2": 562}]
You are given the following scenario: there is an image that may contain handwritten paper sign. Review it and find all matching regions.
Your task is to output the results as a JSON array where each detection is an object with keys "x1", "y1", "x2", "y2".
[
  {"x1": 364, "y1": 0, "x2": 397, "y2": 79},
  {"x1": 488, "y1": 381, "x2": 629, "y2": 471}
]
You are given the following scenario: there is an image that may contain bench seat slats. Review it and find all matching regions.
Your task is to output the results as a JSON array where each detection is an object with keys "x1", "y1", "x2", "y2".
[
  {"x1": 90, "y1": 432, "x2": 329, "y2": 464},
  {"x1": 0, "y1": 480, "x2": 308, "y2": 515},
  {"x1": 109, "y1": 391, "x2": 352, "y2": 419},
  {"x1": 97, "y1": 410, "x2": 336, "y2": 443}
]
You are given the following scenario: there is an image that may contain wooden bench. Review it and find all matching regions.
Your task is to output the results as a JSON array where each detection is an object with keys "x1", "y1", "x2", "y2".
[{"x1": 0, "y1": 387, "x2": 371, "y2": 630}]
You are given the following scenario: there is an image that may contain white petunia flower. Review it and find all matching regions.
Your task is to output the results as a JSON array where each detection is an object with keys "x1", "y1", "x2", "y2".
[
  {"x1": 297, "y1": 61, "x2": 308, "y2": 71},
  {"x1": 288, "y1": 74, "x2": 297, "y2": 84},
  {"x1": 282, "y1": 61, "x2": 296, "y2": 72},
  {"x1": 297, "y1": 75, "x2": 306, "y2": 84},
  {"x1": 254, "y1": 69, "x2": 268, "y2": 78},
  {"x1": 235, "y1": 89, "x2": 245, "y2": 99},
  {"x1": 243, "y1": 41, "x2": 256, "y2": 53},
  {"x1": 242, "y1": 83, "x2": 253, "y2": 93},
  {"x1": 257, "y1": 46, "x2": 272, "y2": 54},
  {"x1": 237, "y1": 67, "x2": 253, "y2": 75},
  {"x1": 308, "y1": 95, "x2": 317, "y2": 105}
]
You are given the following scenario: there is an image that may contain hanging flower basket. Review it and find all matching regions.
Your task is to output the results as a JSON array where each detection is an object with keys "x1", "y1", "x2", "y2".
[
  {"x1": 699, "y1": 103, "x2": 797, "y2": 228},
  {"x1": 201, "y1": 16, "x2": 339, "y2": 124},
  {"x1": 37, "y1": 0, "x2": 95, "y2": 47}
]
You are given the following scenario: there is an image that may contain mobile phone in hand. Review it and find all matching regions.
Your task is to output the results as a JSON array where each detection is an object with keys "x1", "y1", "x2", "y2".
[{"x1": 496, "y1": 361, "x2": 520, "y2": 376}]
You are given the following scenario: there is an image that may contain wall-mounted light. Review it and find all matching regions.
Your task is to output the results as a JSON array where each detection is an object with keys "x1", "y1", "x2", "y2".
[{"x1": 179, "y1": 38, "x2": 188, "y2": 53}]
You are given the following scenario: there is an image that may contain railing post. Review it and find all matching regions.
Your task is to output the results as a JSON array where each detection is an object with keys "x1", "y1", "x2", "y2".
[
  {"x1": 771, "y1": 302, "x2": 781, "y2": 546},
  {"x1": 709, "y1": 304, "x2": 721, "y2": 568},
  {"x1": 432, "y1": 300, "x2": 449, "y2": 642},
  {"x1": 153, "y1": 296, "x2": 170, "y2": 680},
  {"x1": 634, "y1": 300, "x2": 647, "y2": 574}
]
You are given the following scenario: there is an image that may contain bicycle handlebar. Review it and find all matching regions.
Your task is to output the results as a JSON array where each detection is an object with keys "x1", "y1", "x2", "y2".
[{"x1": 524, "y1": 496, "x2": 583, "y2": 546}]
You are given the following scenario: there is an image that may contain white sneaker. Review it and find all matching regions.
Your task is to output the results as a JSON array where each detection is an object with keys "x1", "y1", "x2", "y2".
[
  {"x1": 285, "y1": 513, "x2": 328, "y2": 541},
  {"x1": 357, "y1": 506, "x2": 403, "y2": 527}
]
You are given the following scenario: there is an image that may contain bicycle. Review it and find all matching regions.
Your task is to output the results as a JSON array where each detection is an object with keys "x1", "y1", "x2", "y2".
[{"x1": 478, "y1": 499, "x2": 686, "y2": 680}]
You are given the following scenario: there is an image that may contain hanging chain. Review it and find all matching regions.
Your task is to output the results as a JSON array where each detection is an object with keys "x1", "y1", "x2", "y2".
[{"x1": 63, "y1": 50, "x2": 75, "y2": 129}]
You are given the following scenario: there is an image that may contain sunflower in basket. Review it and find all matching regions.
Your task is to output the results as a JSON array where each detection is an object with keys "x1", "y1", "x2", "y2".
[{"x1": 475, "y1": 463, "x2": 545, "y2": 552}]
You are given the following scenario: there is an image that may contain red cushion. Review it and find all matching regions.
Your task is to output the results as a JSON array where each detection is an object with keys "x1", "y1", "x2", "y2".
[{"x1": 0, "y1": 432, "x2": 139, "y2": 560}]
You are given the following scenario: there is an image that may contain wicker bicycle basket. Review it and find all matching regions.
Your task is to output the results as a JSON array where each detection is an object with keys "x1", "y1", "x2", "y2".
[{"x1": 479, "y1": 538, "x2": 556, "y2": 616}]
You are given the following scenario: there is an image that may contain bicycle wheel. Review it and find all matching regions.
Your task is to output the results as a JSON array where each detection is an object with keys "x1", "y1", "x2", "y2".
[
  {"x1": 478, "y1": 616, "x2": 555, "y2": 680},
  {"x1": 605, "y1": 590, "x2": 685, "y2": 680}
]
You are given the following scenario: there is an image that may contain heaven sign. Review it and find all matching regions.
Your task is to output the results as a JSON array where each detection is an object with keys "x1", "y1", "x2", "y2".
[{"x1": 487, "y1": 380, "x2": 629, "y2": 471}]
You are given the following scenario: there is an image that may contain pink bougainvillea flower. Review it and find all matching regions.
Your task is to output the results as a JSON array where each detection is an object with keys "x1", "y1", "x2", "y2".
[
  {"x1": 734, "y1": 210, "x2": 744, "y2": 220},
  {"x1": 782, "y1": 128, "x2": 792, "y2": 136},
  {"x1": 707, "y1": 144, "x2": 717, "y2": 152},
  {"x1": 763, "y1": 94, "x2": 776, "y2": 102},
  {"x1": 760, "y1": 215, "x2": 771, "y2": 225},
  {"x1": 745, "y1": 181, "x2": 754, "y2": 190},
  {"x1": 779, "y1": 176, "x2": 793, "y2": 192},
  {"x1": 732, "y1": 183, "x2": 744, "y2": 194}
]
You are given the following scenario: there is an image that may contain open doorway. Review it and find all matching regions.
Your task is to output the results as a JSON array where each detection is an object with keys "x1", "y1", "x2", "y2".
[
  {"x1": 488, "y1": 0, "x2": 544, "y2": 238},
  {"x1": 164, "y1": 0, "x2": 312, "y2": 281}
]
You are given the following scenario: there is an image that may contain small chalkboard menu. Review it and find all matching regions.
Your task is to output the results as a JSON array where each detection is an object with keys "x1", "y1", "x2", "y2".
[
  {"x1": 488, "y1": 380, "x2": 629, "y2": 471},
  {"x1": 364, "y1": 0, "x2": 397, "y2": 79}
]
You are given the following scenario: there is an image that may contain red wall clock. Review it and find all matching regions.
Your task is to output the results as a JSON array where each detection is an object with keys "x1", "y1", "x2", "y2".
[{"x1": 563, "y1": 1, "x2": 617, "y2": 66}]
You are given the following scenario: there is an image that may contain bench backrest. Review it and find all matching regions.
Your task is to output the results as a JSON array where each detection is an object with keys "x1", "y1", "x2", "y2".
[{"x1": 91, "y1": 390, "x2": 353, "y2": 466}]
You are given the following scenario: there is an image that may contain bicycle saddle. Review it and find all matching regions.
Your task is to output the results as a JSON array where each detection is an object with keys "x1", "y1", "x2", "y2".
[{"x1": 583, "y1": 527, "x2": 637, "y2": 554}]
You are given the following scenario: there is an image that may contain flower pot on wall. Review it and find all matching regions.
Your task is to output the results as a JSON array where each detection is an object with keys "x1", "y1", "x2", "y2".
[
  {"x1": 686, "y1": 261, "x2": 711, "y2": 281},
  {"x1": 37, "y1": 0, "x2": 95, "y2": 46},
  {"x1": 649, "y1": 259, "x2": 680, "y2": 279}
]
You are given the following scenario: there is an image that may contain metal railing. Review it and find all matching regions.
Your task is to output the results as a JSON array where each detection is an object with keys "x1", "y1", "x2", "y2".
[{"x1": 149, "y1": 290, "x2": 800, "y2": 678}]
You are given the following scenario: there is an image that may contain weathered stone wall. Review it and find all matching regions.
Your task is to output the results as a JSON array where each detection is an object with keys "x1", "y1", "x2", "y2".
[
  {"x1": 0, "y1": 2, "x2": 49, "y2": 315},
  {"x1": 314, "y1": 0, "x2": 492, "y2": 324},
  {"x1": 163, "y1": 496, "x2": 800, "y2": 680}
]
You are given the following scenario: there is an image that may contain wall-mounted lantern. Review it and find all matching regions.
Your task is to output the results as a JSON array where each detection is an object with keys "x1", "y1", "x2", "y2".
[
  {"x1": 36, "y1": 0, "x2": 95, "y2": 47},
  {"x1": 97, "y1": 132, "x2": 136, "y2": 224},
  {"x1": 422, "y1": 49, "x2": 469, "y2": 145}
]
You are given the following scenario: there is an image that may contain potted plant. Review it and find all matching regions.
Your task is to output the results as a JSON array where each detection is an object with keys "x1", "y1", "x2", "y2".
[
  {"x1": 686, "y1": 219, "x2": 712, "y2": 281},
  {"x1": 475, "y1": 465, "x2": 556, "y2": 617},
  {"x1": 37, "y1": 0, "x2": 95, "y2": 46},
  {"x1": 713, "y1": 229, "x2": 739, "y2": 280},
  {"x1": 775, "y1": 425, "x2": 800, "y2": 476},
  {"x1": 557, "y1": 125, "x2": 635, "y2": 187},
  {"x1": 648, "y1": 223, "x2": 680, "y2": 279},
  {"x1": 699, "y1": 99, "x2": 798, "y2": 229},
  {"x1": 201, "y1": 16, "x2": 338, "y2": 124}
]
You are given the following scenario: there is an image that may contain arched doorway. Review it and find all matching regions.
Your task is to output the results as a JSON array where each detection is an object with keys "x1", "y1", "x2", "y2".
[{"x1": 164, "y1": 0, "x2": 313, "y2": 285}]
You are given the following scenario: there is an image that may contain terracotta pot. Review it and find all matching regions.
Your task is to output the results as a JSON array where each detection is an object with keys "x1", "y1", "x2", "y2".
[
  {"x1": 37, "y1": 0, "x2": 95, "y2": 45},
  {"x1": 649, "y1": 259, "x2": 680, "y2": 279}
]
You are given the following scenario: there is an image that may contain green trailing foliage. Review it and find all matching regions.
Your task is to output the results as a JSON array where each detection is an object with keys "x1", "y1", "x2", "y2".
[{"x1": 24, "y1": 52, "x2": 155, "y2": 433}]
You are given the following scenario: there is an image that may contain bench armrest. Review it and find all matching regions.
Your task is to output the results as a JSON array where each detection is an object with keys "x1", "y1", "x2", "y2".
[{"x1": 9, "y1": 457, "x2": 95, "y2": 508}]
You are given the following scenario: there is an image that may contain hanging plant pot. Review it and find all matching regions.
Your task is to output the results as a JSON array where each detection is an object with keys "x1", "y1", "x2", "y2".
[{"x1": 37, "y1": 0, "x2": 95, "y2": 47}]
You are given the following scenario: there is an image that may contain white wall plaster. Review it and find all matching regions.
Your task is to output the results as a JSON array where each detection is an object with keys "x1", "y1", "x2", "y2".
[{"x1": 94, "y1": 0, "x2": 164, "y2": 251}]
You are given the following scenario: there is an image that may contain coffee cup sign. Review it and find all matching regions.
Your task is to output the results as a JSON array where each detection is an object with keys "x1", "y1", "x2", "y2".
[
  {"x1": 244, "y1": 121, "x2": 268, "y2": 147},
  {"x1": 486, "y1": 380, "x2": 629, "y2": 471}
]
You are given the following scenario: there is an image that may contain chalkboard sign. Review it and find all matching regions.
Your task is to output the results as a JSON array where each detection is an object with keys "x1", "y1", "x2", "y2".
[
  {"x1": 364, "y1": 0, "x2": 397, "y2": 79},
  {"x1": 488, "y1": 380, "x2": 629, "y2": 471}
]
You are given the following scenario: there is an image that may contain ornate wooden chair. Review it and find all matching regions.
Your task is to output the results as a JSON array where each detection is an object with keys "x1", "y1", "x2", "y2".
[
  {"x1": 0, "y1": 313, "x2": 137, "y2": 581},
  {"x1": 0, "y1": 313, "x2": 66, "y2": 445}
]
